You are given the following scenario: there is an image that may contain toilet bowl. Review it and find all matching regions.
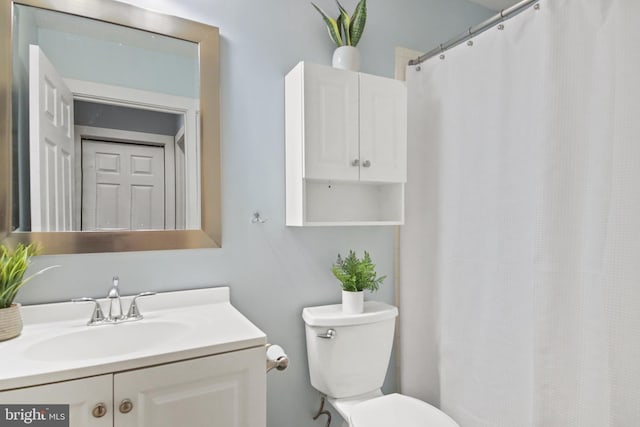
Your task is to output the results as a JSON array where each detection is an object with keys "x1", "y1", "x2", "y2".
[
  {"x1": 302, "y1": 301, "x2": 459, "y2": 427},
  {"x1": 344, "y1": 393, "x2": 458, "y2": 427}
]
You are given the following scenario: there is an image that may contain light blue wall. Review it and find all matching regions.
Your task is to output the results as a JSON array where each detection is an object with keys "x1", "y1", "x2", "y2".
[
  {"x1": 16, "y1": 1, "x2": 492, "y2": 426},
  {"x1": 37, "y1": 28, "x2": 199, "y2": 98}
]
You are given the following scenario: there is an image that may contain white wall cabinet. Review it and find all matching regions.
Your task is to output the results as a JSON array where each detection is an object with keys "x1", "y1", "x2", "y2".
[
  {"x1": 0, "y1": 347, "x2": 265, "y2": 427},
  {"x1": 285, "y1": 62, "x2": 407, "y2": 226}
]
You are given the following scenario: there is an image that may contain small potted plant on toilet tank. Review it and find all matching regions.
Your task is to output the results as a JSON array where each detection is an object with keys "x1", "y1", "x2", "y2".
[{"x1": 331, "y1": 250, "x2": 385, "y2": 314}]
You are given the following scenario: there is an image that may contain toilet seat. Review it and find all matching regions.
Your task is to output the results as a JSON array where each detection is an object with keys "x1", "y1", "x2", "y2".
[{"x1": 348, "y1": 393, "x2": 459, "y2": 427}]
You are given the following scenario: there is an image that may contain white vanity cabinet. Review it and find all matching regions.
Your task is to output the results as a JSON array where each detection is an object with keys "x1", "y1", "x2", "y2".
[
  {"x1": 285, "y1": 62, "x2": 407, "y2": 226},
  {"x1": 0, "y1": 288, "x2": 267, "y2": 427},
  {"x1": 0, "y1": 347, "x2": 265, "y2": 427}
]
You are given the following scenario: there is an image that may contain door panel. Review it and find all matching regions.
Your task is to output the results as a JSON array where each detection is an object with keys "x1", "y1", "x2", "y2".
[
  {"x1": 359, "y1": 73, "x2": 407, "y2": 183},
  {"x1": 0, "y1": 375, "x2": 112, "y2": 427},
  {"x1": 114, "y1": 348, "x2": 266, "y2": 427},
  {"x1": 29, "y1": 45, "x2": 75, "y2": 231},
  {"x1": 82, "y1": 140, "x2": 165, "y2": 231},
  {"x1": 304, "y1": 64, "x2": 359, "y2": 181}
]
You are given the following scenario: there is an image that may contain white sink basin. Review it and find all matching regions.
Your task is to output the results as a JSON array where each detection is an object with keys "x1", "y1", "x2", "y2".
[{"x1": 23, "y1": 320, "x2": 188, "y2": 361}]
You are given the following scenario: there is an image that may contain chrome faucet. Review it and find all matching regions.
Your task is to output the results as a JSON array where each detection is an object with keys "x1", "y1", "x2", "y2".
[
  {"x1": 72, "y1": 276, "x2": 156, "y2": 326},
  {"x1": 108, "y1": 276, "x2": 123, "y2": 321}
]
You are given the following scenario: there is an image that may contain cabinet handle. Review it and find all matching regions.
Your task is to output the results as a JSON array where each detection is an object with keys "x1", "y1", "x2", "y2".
[
  {"x1": 119, "y1": 399, "x2": 134, "y2": 414},
  {"x1": 92, "y1": 403, "x2": 107, "y2": 418},
  {"x1": 351, "y1": 159, "x2": 360, "y2": 167},
  {"x1": 362, "y1": 160, "x2": 371, "y2": 168}
]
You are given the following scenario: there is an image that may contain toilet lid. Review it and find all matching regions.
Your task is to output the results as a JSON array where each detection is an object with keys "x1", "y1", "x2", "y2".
[{"x1": 349, "y1": 394, "x2": 459, "y2": 427}]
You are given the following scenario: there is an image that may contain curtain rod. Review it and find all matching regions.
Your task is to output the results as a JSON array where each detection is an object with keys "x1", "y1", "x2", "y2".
[{"x1": 408, "y1": 0, "x2": 540, "y2": 66}]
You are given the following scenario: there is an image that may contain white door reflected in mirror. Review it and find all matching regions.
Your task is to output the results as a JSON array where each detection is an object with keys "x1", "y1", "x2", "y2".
[
  {"x1": 82, "y1": 141, "x2": 166, "y2": 231},
  {"x1": 29, "y1": 45, "x2": 75, "y2": 232}
]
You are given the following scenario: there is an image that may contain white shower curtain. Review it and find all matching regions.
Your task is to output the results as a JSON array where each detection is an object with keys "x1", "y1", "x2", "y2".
[{"x1": 400, "y1": 1, "x2": 640, "y2": 426}]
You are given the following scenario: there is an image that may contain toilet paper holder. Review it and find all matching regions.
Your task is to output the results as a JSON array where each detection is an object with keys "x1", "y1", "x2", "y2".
[{"x1": 266, "y1": 344, "x2": 289, "y2": 373}]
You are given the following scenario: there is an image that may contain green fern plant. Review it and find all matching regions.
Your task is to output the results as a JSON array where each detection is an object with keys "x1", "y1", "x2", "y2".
[
  {"x1": 311, "y1": 0, "x2": 367, "y2": 47},
  {"x1": 331, "y1": 250, "x2": 385, "y2": 292},
  {"x1": 0, "y1": 243, "x2": 56, "y2": 309}
]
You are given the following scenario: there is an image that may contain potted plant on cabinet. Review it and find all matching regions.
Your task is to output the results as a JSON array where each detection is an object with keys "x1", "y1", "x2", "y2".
[
  {"x1": 311, "y1": 0, "x2": 367, "y2": 71},
  {"x1": 0, "y1": 243, "x2": 56, "y2": 341},
  {"x1": 331, "y1": 250, "x2": 385, "y2": 314}
]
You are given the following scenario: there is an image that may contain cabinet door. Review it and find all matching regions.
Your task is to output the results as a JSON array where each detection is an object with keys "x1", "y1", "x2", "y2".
[
  {"x1": 359, "y1": 73, "x2": 407, "y2": 183},
  {"x1": 304, "y1": 64, "x2": 359, "y2": 181},
  {"x1": 114, "y1": 347, "x2": 266, "y2": 427},
  {"x1": 0, "y1": 375, "x2": 112, "y2": 427}
]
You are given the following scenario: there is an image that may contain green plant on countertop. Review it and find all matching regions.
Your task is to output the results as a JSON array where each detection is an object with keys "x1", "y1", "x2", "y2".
[
  {"x1": 0, "y1": 243, "x2": 56, "y2": 309},
  {"x1": 311, "y1": 0, "x2": 367, "y2": 47},
  {"x1": 331, "y1": 250, "x2": 385, "y2": 292}
]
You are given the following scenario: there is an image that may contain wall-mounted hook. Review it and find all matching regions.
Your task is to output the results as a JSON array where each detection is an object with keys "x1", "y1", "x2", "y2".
[{"x1": 251, "y1": 211, "x2": 267, "y2": 224}]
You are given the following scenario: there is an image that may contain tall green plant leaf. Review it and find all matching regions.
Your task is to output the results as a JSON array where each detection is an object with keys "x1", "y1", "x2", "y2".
[
  {"x1": 349, "y1": 0, "x2": 367, "y2": 47},
  {"x1": 335, "y1": 0, "x2": 352, "y2": 45},
  {"x1": 336, "y1": 14, "x2": 345, "y2": 46},
  {"x1": 311, "y1": 3, "x2": 344, "y2": 46}
]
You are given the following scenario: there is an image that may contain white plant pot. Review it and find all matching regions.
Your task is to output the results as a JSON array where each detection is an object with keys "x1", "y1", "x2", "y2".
[
  {"x1": 332, "y1": 46, "x2": 360, "y2": 71},
  {"x1": 342, "y1": 290, "x2": 364, "y2": 314}
]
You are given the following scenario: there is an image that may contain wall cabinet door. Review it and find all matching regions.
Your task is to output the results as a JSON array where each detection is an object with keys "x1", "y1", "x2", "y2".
[
  {"x1": 0, "y1": 375, "x2": 112, "y2": 427},
  {"x1": 359, "y1": 73, "x2": 407, "y2": 183},
  {"x1": 114, "y1": 347, "x2": 266, "y2": 427},
  {"x1": 298, "y1": 63, "x2": 406, "y2": 184},
  {"x1": 302, "y1": 64, "x2": 359, "y2": 181}
]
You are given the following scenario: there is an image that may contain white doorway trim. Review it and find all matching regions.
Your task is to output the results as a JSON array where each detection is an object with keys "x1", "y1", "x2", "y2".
[
  {"x1": 394, "y1": 47, "x2": 423, "y2": 81},
  {"x1": 66, "y1": 78, "x2": 201, "y2": 228},
  {"x1": 393, "y1": 46, "x2": 423, "y2": 392}
]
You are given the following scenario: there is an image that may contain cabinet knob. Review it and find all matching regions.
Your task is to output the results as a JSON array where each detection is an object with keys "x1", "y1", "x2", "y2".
[
  {"x1": 92, "y1": 403, "x2": 107, "y2": 418},
  {"x1": 362, "y1": 160, "x2": 371, "y2": 168},
  {"x1": 119, "y1": 399, "x2": 134, "y2": 414},
  {"x1": 351, "y1": 159, "x2": 360, "y2": 167}
]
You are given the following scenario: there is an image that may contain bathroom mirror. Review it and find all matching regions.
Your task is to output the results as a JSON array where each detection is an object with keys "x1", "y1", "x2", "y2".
[{"x1": 0, "y1": 0, "x2": 221, "y2": 253}]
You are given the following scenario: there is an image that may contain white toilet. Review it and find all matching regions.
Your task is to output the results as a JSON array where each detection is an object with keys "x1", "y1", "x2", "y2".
[{"x1": 303, "y1": 301, "x2": 459, "y2": 427}]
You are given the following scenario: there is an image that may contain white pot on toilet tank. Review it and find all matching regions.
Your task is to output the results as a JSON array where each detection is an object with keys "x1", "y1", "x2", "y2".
[{"x1": 341, "y1": 290, "x2": 364, "y2": 314}]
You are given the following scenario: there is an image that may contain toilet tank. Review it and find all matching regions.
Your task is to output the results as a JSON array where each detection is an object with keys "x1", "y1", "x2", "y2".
[{"x1": 302, "y1": 301, "x2": 398, "y2": 399}]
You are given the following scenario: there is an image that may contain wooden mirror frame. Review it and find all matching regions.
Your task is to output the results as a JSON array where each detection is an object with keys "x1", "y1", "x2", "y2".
[{"x1": 0, "y1": 0, "x2": 221, "y2": 254}]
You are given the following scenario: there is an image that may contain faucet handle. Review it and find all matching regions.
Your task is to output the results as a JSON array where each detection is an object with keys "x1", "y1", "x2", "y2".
[
  {"x1": 125, "y1": 292, "x2": 157, "y2": 320},
  {"x1": 72, "y1": 297, "x2": 106, "y2": 325}
]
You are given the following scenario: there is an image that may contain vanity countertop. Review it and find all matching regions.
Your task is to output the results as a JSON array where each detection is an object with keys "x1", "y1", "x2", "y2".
[{"x1": 0, "y1": 287, "x2": 266, "y2": 391}]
